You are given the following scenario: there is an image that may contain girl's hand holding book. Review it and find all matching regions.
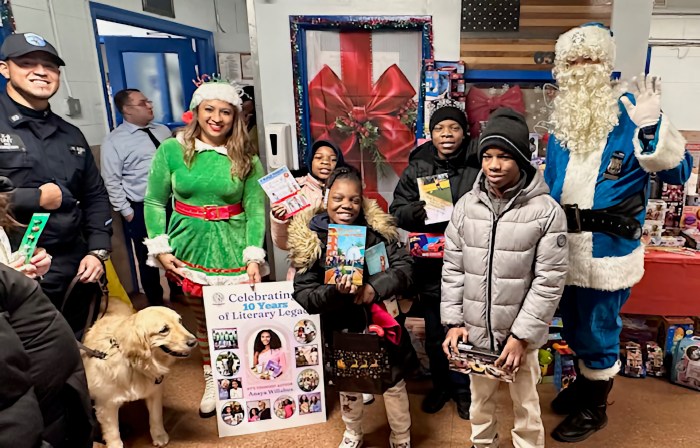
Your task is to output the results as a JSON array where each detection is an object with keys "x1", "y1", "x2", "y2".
[
  {"x1": 335, "y1": 274, "x2": 358, "y2": 295},
  {"x1": 271, "y1": 203, "x2": 288, "y2": 221}
]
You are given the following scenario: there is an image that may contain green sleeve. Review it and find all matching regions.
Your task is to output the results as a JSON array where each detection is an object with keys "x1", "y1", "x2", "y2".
[
  {"x1": 144, "y1": 141, "x2": 173, "y2": 238},
  {"x1": 243, "y1": 156, "x2": 266, "y2": 249}
]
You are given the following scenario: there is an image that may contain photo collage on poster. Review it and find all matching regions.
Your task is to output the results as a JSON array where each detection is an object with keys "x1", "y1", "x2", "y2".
[{"x1": 204, "y1": 283, "x2": 326, "y2": 437}]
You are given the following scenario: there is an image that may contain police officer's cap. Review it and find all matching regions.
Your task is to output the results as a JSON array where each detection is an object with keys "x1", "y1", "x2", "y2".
[{"x1": 1, "y1": 33, "x2": 65, "y2": 67}]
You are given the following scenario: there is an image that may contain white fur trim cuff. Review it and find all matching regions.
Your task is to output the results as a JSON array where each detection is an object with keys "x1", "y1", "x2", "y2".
[
  {"x1": 579, "y1": 359, "x2": 620, "y2": 381},
  {"x1": 144, "y1": 234, "x2": 172, "y2": 268},
  {"x1": 243, "y1": 246, "x2": 266, "y2": 265},
  {"x1": 566, "y1": 235, "x2": 645, "y2": 291},
  {"x1": 633, "y1": 116, "x2": 687, "y2": 173}
]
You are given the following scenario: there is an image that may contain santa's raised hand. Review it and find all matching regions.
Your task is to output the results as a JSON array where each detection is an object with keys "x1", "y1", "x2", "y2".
[{"x1": 620, "y1": 74, "x2": 662, "y2": 128}]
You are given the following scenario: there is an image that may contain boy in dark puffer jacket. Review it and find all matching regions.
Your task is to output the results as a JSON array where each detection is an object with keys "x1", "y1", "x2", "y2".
[{"x1": 390, "y1": 104, "x2": 480, "y2": 418}]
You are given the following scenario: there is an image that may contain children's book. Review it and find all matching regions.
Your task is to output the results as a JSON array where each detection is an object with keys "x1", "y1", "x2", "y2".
[
  {"x1": 417, "y1": 174, "x2": 453, "y2": 224},
  {"x1": 408, "y1": 233, "x2": 445, "y2": 258},
  {"x1": 365, "y1": 243, "x2": 389, "y2": 275},
  {"x1": 325, "y1": 224, "x2": 366, "y2": 286},
  {"x1": 258, "y1": 166, "x2": 310, "y2": 219},
  {"x1": 449, "y1": 342, "x2": 516, "y2": 383}
]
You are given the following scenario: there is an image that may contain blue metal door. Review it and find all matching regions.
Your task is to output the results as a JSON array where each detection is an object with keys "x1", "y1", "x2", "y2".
[{"x1": 102, "y1": 36, "x2": 196, "y2": 129}]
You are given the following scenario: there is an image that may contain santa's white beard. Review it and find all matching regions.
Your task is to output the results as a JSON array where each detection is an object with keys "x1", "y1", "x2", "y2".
[{"x1": 551, "y1": 63, "x2": 620, "y2": 154}]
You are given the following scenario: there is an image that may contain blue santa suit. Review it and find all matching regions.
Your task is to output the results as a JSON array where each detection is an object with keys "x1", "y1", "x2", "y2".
[{"x1": 545, "y1": 94, "x2": 692, "y2": 377}]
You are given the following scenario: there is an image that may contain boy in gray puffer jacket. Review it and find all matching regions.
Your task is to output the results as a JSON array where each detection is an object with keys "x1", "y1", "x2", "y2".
[{"x1": 441, "y1": 108, "x2": 568, "y2": 448}]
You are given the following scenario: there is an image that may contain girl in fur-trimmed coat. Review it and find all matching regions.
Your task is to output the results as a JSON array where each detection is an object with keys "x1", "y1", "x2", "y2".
[{"x1": 289, "y1": 167, "x2": 415, "y2": 448}]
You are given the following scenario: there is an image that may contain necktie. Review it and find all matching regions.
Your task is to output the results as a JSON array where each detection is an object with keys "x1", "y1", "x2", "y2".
[{"x1": 139, "y1": 127, "x2": 161, "y2": 148}]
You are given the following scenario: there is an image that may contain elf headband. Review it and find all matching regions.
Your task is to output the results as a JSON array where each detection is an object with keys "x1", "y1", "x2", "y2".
[{"x1": 554, "y1": 22, "x2": 615, "y2": 66}]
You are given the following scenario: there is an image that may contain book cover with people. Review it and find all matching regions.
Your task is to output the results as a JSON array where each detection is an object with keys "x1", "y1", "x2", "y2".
[
  {"x1": 258, "y1": 166, "x2": 311, "y2": 219},
  {"x1": 365, "y1": 242, "x2": 389, "y2": 275},
  {"x1": 324, "y1": 224, "x2": 366, "y2": 286},
  {"x1": 417, "y1": 173, "x2": 453, "y2": 224}
]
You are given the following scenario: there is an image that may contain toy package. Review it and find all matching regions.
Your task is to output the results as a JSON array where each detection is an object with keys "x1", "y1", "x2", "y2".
[
  {"x1": 620, "y1": 341, "x2": 645, "y2": 378},
  {"x1": 553, "y1": 342, "x2": 576, "y2": 392},
  {"x1": 671, "y1": 336, "x2": 700, "y2": 391},
  {"x1": 449, "y1": 342, "x2": 515, "y2": 383},
  {"x1": 659, "y1": 317, "x2": 694, "y2": 357},
  {"x1": 645, "y1": 341, "x2": 665, "y2": 377}
]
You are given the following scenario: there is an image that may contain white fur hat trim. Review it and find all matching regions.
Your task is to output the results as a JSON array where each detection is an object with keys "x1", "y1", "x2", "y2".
[{"x1": 189, "y1": 82, "x2": 243, "y2": 111}]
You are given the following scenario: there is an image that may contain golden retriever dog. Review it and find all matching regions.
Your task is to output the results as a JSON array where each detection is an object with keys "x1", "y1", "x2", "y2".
[{"x1": 82, "y1": 301, "x2": 196, "y2": 448}]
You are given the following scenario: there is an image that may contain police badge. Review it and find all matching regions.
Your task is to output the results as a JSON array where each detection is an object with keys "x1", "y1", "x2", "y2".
[{"x1": 603, "y1": 151, "x2": 625, "y2": 180}]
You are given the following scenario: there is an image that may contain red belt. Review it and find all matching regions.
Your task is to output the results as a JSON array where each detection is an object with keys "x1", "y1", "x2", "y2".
[{"x1": 174, "y1": 200, "x2": 243, "y2": 221}]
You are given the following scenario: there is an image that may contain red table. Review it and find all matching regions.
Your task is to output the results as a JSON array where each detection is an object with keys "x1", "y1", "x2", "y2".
[{"x1": 623, "y1": 250, "x2": 700, "y2": 316}]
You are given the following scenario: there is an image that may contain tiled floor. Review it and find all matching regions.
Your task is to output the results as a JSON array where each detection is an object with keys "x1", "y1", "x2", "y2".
[{"x1": 102, "y1": 299, "x2": 700, "y2": 448}]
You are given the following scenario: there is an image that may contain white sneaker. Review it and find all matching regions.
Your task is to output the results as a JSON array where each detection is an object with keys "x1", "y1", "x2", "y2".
[
  {"x1": 199, "y1": 365, "x2": 216, "y2": 418},
  {"x1": 362, "y1": 393, "x2": 375, "y2": 405},
  {"x1": 338, "y1": 430, "x2": 363, "y2": 448}
]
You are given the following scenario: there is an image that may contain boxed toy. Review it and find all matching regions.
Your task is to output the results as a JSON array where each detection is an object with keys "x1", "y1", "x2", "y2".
[
  {"x1": 553, "y1": 342, "x2": 576, "y2": 392},
  {"x1": 620, "y1": 341, "x2": 645, "y2": 378},
  {"x1": 671, "y1": 336, "x2": 700, "y2": 391},
  {"x1": 659, "y1": 317, "x2": 694, "y2": 357},
  {"x1": 645, "y1": 341, "x2": 665, "y2": 377}
]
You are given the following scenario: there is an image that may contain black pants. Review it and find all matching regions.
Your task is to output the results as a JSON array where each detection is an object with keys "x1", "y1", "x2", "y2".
[
  {"x1": 40, "y1": 241, "x2": 101, "y2": 338},
  {"x1": 124, "y1": 202, "x2": 164, "y2": 306},
  {"x1": 423, "y1": 292, "x2": 471, "y2": 395}
]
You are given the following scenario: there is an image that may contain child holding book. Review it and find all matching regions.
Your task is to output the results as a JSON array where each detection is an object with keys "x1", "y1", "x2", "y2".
[
  {"x1": 390, "y1": 102, "x2": 480, "y2": 417},
  {"x1": 441, "y1": 108, "x2": 568, "y2": 448},
  {"x1": 290, "y1": 166, "x2": 414, "y2": 448},
  {"x1": 270, "y1": 139, "x2": 344, "y2": 253}
]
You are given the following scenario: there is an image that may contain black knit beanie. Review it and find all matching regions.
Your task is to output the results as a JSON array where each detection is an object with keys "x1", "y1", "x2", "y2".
[
  {"x1": 478, "y1": 108, "x2": 533, "y2": 173},
  {"x1": 429, "y1": 106, "x2": 468, "y2": 134}
]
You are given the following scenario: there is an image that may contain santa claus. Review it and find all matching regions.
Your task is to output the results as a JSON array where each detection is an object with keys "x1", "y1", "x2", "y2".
[{"x1": 544, "y1": 23, "x2": 692, "y2": 443}]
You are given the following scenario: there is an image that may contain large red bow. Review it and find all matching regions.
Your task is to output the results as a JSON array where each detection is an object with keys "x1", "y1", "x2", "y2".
[
  {"x1": 466, "y1": 85, "x2": 526, "y2": 138},
  {"x1": 307, "y1": 32, "x2": 417, "y2": 210}
]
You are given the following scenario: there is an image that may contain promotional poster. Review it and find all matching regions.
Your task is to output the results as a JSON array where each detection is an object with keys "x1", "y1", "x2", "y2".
[{"x1": 203, "y1": 282, "x2": 326, "y2": 437}]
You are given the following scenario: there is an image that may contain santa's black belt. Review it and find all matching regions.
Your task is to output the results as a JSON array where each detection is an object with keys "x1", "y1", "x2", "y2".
[{"x1": 563, "y1": 204, "x2": 642, "y2": 240}]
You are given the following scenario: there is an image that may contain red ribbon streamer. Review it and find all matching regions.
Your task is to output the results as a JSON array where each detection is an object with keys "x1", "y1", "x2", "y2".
[{"x1": 308, "y1": 31, "x2": 416, "y2": 210}]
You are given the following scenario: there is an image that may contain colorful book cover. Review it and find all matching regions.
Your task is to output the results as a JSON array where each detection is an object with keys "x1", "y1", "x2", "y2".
[
  {"x1": 365, "y1": 243, "x2": 389, "y2": 275},
  {"x1": 408, "y1": 233, "x2": 445, "y2": 258},
  {"x1": 258, "y1": 166, "x2": 310, "y2": 219},
  {"x1": 417, "y1": 173, "x2": 453, "y2": 224},
  {"x1": 324, "y1": 224, "x2": 366, "y2": 286}
]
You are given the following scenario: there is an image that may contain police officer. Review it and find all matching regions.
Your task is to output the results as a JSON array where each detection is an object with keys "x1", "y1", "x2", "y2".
[{"x1": 0, "y1": 33, "x2": 112, "y2": 334}]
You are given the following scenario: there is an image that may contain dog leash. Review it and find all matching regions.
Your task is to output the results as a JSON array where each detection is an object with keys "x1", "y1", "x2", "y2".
[{"x1": 60, "y1": 273, "x2": 111, "y2": 359}]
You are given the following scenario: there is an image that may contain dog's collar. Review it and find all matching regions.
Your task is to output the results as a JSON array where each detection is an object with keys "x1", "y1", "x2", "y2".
[{"x1": 79, "y1": 338, "x2": 119, "y2": 360}]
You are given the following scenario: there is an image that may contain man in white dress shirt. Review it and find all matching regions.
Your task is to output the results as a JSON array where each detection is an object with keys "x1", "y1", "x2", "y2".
[{"x1": 101, "y1": 89, "x2": 172, "y2": 306}]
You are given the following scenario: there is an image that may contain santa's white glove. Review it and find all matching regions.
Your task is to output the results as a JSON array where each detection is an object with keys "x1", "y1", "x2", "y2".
[{"x1": 620, "y1": 74, "x2": 662, "y2": 128}]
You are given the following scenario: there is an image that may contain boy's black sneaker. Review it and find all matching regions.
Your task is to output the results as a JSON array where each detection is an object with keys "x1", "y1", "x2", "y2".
[
  {"x1": 421, "y1": 388, "x2": 451, "y2": 413},
  {"x1": 454, "y1": 392, "x2": 471, "y2": 420}
]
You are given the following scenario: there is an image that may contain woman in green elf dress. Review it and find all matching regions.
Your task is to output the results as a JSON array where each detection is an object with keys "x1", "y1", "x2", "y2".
[{"x1": 144, "y1": 80, "x2": 267, "y2": 418}]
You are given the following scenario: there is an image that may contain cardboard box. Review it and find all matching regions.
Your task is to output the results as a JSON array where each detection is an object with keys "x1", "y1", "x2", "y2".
[{"x1": 659, "y1": 317, "x2": 695, "y2": 357}]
